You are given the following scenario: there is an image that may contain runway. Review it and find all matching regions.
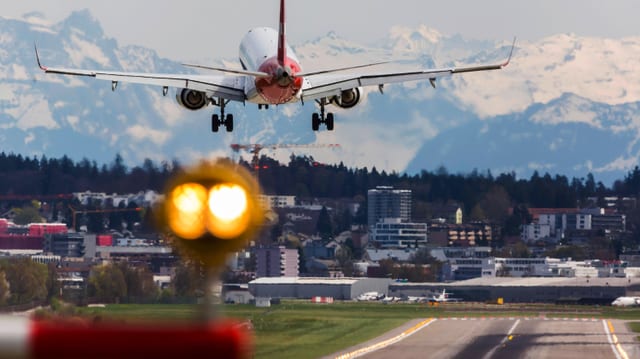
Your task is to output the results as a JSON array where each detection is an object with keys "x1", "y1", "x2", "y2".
[{"x1": 336, "y1": 317, "x2": 638, "y2": 359}]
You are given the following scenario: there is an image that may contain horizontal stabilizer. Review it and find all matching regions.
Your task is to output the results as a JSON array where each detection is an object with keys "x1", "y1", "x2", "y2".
[
  {"x1": 182, "y1": 63, "x2": 270, "y2": 78},
  {"x1": 298, "y1": 61, "x2": 389, "y2": 77}
]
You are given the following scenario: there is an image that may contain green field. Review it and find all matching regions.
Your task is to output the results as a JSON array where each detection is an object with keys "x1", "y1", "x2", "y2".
[
  {"x1": 629, "y1": 321, "x2": 640, "y2": 341},
  {"x1": 76, "y1": 302, "x2": 640, "y2": 359}
]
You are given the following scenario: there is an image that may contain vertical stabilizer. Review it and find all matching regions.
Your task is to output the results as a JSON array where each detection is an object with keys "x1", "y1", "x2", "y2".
[{"x1": 277, "y1": 0, "x2": 286, "y2": 66}]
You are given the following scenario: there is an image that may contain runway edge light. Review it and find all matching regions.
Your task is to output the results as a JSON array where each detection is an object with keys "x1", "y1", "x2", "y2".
[{"x1": 156, "y1": 160, "x2": 264, "y2": 268}]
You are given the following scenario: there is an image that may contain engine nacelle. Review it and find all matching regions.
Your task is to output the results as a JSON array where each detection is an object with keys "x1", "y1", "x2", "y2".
[
  {"x1": 331, "y1": 88, "x2": 361, "y2": 109},
  {"x1": 176, "y1": 89, "x2": 208, "y2": 110}
]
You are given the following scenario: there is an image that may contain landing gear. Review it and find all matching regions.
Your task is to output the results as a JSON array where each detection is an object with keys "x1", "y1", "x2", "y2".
[
  {"x1": 326, "y1": 113, "x2": 334, "y2": 131},
  {"x1": 225, "y1": 114, "x2": 233, "y2": 132},
  {"x1": 211, "y1": 98, "x2": 233, "y2": 133},
  {"x1": 212, "y1": 114, "x2": 220, "y2": 132},
  {"x1": 311, "y1": 98, "x2": 335, "y2": 131},
  {"x1": 211, "y1": 114, "x2": 234, "y2": 132}
]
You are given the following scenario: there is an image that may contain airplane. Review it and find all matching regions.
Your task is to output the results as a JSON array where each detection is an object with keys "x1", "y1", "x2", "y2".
[
  {"x1": 381, "y1": 295, "x2": 401, "y2": 303},
  {"x1": 611, "y1": 296, "x2": 640, "y2": 307},
  {"x1": 429, "y1": 289, "x2": 462, "y2": 303},
  {"x1": 405, "y1": 295, "x2": 430, "y2": 303},
  {"x1": 35, "y1": 0, "x2": 515, "y2": 133},
  {"x1": 356, "y1": 291, "x2": 384, "y2": 301}
]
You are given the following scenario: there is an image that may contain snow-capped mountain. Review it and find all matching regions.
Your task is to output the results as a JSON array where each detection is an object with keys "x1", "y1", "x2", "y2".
[{"x1": 1, "y1": 11, "x2": 639, "y2": 185}]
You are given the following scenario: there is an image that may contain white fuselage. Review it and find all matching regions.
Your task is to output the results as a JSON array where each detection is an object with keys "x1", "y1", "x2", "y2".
[
  {"x1": 611, "y1": 296, "x2": 640, "y2": 307},
  {"x1": 239, "y1": 27, "x2": 304, "y2": 104}
]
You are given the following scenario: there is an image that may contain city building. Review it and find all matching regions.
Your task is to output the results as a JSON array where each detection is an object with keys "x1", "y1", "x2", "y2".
[
  {"x1": 44, "y1": 233, "x2": 88, "y2": 257},
  {"x1": 370, "y1": 218, "x2": 427, "y2": 248},
  {"x1": 259, "y1": 195, "x2": 296, "y2": 209},
  {"x1": 592, "y1": 213, "x2": 626, "y2": 232},
  {"x1": 255, "y1": 246, "x2": 299, "y2": 278},
  {"x1": 273, "y1": 205, "x2": 327, "y2": 236},
  {"x1": 389, "y1": 277, "x2": 640, "y2": 304},
  {"x1": 367, "y1": 186, "x2": 411, "y2": 228},
  {"x1": 428, "y1": 223, "x2": 493, "y2": 247},
  {"x1": 248, "y1": 277, "x2": 391, "y2": 300},
  {"x1": 521, "y1": 223, "x2": 552, "y2": 243},
  {"x1": 522, "y1": 208, "x2": 627, "y2": 243},
  {"x1": 431, "y1": 246, "x2": 633, "y2": 281},
  {"x1": 72, "y1": 190, "x2": 161, "y2": 207}
]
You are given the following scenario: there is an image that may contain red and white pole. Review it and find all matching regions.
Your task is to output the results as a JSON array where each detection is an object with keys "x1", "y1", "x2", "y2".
[{"x1": 0, "y1": 316, "x2": 252, "y2": 359}]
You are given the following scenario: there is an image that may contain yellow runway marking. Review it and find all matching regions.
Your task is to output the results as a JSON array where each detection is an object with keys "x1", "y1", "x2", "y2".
[
  {"x1": 335, "y1": 318, "x2": 435, "y2": 359},
  {"x1": 605, "y1": 320, "x2": 630, "y2": 359}
]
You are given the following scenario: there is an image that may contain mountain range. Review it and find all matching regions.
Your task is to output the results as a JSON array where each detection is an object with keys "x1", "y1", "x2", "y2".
[{"x1": 1, "y1": 11, "x2": 639, "y2": 186}]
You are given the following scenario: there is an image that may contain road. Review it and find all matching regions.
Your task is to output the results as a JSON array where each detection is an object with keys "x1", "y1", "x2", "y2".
[{"x1": 337, "y1": 317, "x2": 638, "y2": 359}]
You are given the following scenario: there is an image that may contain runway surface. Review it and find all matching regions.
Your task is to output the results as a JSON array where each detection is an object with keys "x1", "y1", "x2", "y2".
[{"x1": 335, "y1": 317, "x2": 638, "y2": 359}]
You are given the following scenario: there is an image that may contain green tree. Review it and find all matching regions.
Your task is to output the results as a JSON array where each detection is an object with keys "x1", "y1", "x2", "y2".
[
  {"x1": 12, "y1": 205, "x2": 44, "y2": 225},
  {"x1": 504, "y1": 204, "x2": 532, "y2": 236},
  {"x1": 493, "y1": 241, "x2": 531, "y2": 258},
  {"x1": 315, "y1": 206, "x2": 333, "y2": 241},
  {"x1": 45, "y1": 263, "x2": 61, "y2": 301},
  {"x1": 353, "y1": 200, "x2": 367, "y2": 225},
  {"x1": 475, "y1": 186, "x2": 511, "y2": 223},
  {"x1": 544, "y1": 245, "x2": 588, "y2": 261},
  {"x1": 409, "y1": 248, "x2": 442, "y2": 281},
  {"x1": 0, "y1": 272, "x2": 10, "y2": 306},
  {"x1": 117, "y1": 263, "x2": 158, "y2": 302},
  {"x1": 0, "y1": 258, "x2": 48, "y2": 304},
  {"x1": 335, "y1": 245, "x2": 353, "y2": 276},
  {"x1": 88, "y1": 263, "x2": 127, "y2": 303},
  {"x1": 334, "y1": 208, "x2": 354, "y2": 234},
  {"x1": 173, "y1": 260, "x2": 204, "y2": 298},
  {"x1": 375, "y1": 259, "x2": 396, "y2": 279}
]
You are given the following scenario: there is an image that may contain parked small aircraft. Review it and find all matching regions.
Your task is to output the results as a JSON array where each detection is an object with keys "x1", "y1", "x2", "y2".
[
  {"x1": 356, "y1": 292, "x2": 384, "y2": 301},
  {"x1": 611, "y1": 296, "x2": 640, "y2": 307},
  {"x1": 430, "y1": 289, "x2": 462, "y2": 303}
]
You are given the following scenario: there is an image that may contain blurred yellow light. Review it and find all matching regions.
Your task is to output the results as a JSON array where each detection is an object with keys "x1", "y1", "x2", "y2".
[
  {"x1": 207, "y1": 184, "x2": 249, "y2": 239},
  {"x1": 168, "y1": 183, "x2": 207, "y2": 239},
  {"x1": 208, "y1": 184, "x2": 247, "y2": 220}
]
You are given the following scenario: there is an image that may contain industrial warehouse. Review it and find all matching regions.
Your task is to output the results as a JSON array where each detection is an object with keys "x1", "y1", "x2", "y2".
[
  {"x1": 246, "y1": 276, "x2": 640, "y2": 304},
  {"x1": 248, "y1": 277, "x2": 390, "y2": 301}
]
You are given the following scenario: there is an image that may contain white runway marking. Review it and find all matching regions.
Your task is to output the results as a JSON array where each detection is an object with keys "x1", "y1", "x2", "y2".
[{"x1": 481, "y1": 318, "x2": 521, "y2": 359}]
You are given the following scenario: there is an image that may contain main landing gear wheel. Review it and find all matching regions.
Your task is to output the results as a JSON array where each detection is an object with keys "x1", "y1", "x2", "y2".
[
  {"x1": 211, "y1": 114, "x2": 234, "y2": 133},
  {"x1": 326, "y1": 113, "x2": 334, "y2": 131},
  {"x1": 225, "y1": 114, "x2": 234, "y2": 132},
  {"x1": 211, "y1": 97, "x2": 233, "y2": 133},
  {"x1": 212, "y1": 114, "x2": 220, "y2": 132},
  {"x1": 311, "y1": 98, "x2": 335, "y2": 131}
]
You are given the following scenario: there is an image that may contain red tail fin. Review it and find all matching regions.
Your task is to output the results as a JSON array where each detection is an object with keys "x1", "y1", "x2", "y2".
[{"x1": 277, "y1": 0, "x2": 286, "y2": 66}]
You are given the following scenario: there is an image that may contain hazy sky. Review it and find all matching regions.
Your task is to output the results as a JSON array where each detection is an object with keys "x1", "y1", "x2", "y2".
[{"x1": 4, "y1": 0, "x2": 639, "y2": 61}]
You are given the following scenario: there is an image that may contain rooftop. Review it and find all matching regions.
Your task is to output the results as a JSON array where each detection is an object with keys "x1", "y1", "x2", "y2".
[
  {"x1": 391, "y1": 276, "x2": 640, "y2": 288},
  {"x1": 250, "y1": 277, "x2": 362, "y2": 285}
]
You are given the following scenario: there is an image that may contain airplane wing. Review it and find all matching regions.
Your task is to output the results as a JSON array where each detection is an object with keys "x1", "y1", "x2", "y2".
[
  {"x1": 301, "y1": 40, "x2": 515, "y2": 102},
  {"x1": 35, "y1": 47, "x2": 246, "y2": 102}
]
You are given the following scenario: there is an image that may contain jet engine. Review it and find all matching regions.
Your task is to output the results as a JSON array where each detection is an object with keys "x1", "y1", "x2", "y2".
[
  {"x1": 331, "y1": 88, "x2": 361, "y2": 109},
  {"x1": 176, "y1": 89, "x2": 208, "y2": 110}
]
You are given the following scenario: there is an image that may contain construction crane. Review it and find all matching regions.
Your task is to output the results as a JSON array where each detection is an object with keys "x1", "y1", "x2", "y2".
[{"x1": 230, "y1": 143, "x2": 340, "y2": 171}]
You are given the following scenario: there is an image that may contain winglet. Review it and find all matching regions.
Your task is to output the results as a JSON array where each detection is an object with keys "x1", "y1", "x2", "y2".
[
  {"x1": 277, "y1": 0, "x2": 287, "y2": 66},
  {"x1": 501, "y1": 37, "x2": 516, "y2": 68},
  {"x1": 34, "y1": 43, "x2": 47, "y2": 71}
]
